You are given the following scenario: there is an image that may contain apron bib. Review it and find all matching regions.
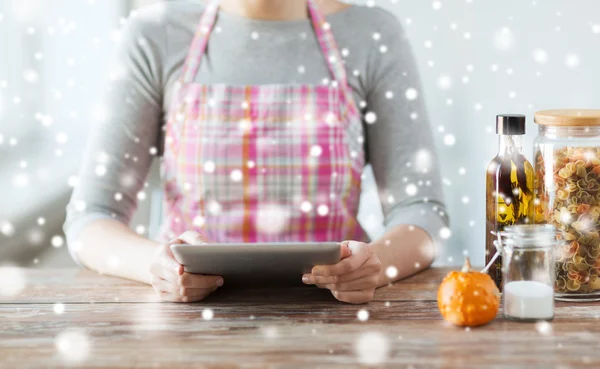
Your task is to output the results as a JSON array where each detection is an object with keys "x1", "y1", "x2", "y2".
[{"x1": 160, "y1": 0, "x2": 366, "y2": 243}]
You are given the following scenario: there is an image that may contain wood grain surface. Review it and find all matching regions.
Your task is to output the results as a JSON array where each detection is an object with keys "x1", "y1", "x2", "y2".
[{"x1": 1, "y1": 268, "x2": 600, "y2": 369}]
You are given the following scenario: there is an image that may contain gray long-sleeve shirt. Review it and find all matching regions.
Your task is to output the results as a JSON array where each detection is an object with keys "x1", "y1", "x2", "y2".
[{"x1": 64, "y1": 1, "x2": 448, "y2": 261}]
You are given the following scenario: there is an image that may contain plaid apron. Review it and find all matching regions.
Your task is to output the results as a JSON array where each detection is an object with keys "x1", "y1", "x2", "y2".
[{"x1": 160, "y1": 0, "x2": 366, "y2": 243}]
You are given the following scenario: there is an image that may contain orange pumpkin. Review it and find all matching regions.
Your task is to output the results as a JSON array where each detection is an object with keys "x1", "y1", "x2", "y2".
[{"x1": 437, "y1": 257, "x2": 500, "y2": 327}]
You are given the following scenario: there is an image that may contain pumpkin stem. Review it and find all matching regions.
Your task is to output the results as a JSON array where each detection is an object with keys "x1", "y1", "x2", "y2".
[{"x1": 461, "y1": 257, "x2": 472, "y2": 273}]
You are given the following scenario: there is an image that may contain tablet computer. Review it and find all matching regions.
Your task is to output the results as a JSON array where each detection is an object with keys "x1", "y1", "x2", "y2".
[{"x1": 170, "y1": 242, "x2": 341, "y2": 285}]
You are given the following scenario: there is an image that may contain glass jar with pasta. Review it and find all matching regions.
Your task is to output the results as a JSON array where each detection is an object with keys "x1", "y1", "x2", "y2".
[{"x1": 534, "y1": 110, "x2": 600, "y2": 301}]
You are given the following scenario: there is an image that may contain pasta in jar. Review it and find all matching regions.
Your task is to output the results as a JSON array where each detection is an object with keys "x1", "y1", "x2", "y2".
[{"x1": 534, "y1": 110, "x2": 600, "y2": 301}]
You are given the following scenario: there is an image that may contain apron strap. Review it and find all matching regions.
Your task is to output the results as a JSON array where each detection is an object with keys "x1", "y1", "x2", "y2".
[
  {"x1": 306, "y1": 0, "x2": 349, "y2": 91},
  {"x1": 180, "y1": 0, "x2": 220, "y2": 83},
  {"x1": 180, "y1": 0, "x2": 357, "y2": 114}
]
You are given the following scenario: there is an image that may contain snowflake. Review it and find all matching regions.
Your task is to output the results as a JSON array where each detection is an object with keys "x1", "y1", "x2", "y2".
[
  {"x1": 135, "y1": 225, "x2": 146, "y2": 235},
  {"x1": 202, "y1": 308, "x2": 214, "y2": 320},
  {"x1": 461, "y1": 196, "x2": 470, "y2": 204},
  {"x1": 55, "y1": 329, "x2": 90, "y2": 363},
  {"x1": 535, "y1": 321, "x2": 553, "y2": 335},
  {"x1": 443, "y1": 134, "x2": 456, "y2": 146},
  {"x1": 67, "y1": 176, "x2": 79, "y2": 187},
  {"x1": 75, "y1": 201, "x2": 86, "y2": 212},
  {"x1": 357, "y1": 309, "x2": 369, "y2": 321},
  {"x1": 565, "y1": 53, "x2": 580, "y2": 69},
  {"x1": 364, "y1": 111, "x2": 377, "y2": 124},
  {"x1": 385, "y1": 266, "x2": 398, "y2": 279},
  {"x1": 204, "y1": 161, "x2": 216, "y2": 173},
  {"x1": 1, "y1": 221, "x2": 15, "y2": 237},
  {"x1": 372, "y1": 32, "x2": 381, "y2": 41},
  {"x1": 593, "y1": 24, "x2": 600, "y2": 34},
  {"x1": 432, "y1": 1, "x2": 442, "y2": 10},
  {"x1": 261, "y1": 326, "x2": 278, "y2": 338},
  {"x1": 257, "y1": 204, "x2": 290, "y2": 235},
  {"x1": 0, "y1": 265, "x2": 25, "y2": 296},
  {"x1": 300, "y1": 201, "x2": 313, "y2": 213},
  {"x1": 385, "y1": 91, "x2": 394, "y2": 99},
  {"x1": 297, "y1": 65, "x2": 305, "y2": 74},
  {"x1": 27, "y1": 229, "x2": 44, "y2": 245},
  {"x1": 137, "y1": 191, "x2": 146, "y2": 201},
  {"x1": 55, "y1": 132, "x2": 68, "y2": 145},
  {"x1": 230, "y1": 170, "x2": 243, "y2": 182},
  {"x1": 23, "y1": 69, "x2": 39, "y2": 84},
  {"x1": 437, "y1": 74, "x2": 452, "y2": 90},
  {"x1": 424, "y1": 40, "x2": 433, "y2": 48},
  {"x1": 439, "y1": 227, "x2": 452, "y2": 240},
  {"x1": 250, "y1": 31, "x2": 259, "y2": 40},
  {"x1": 532, "y1": 48, "x2": 549, "y2": 64},
  {"x1": 310, "y1": 145, "x2": 322, "y2": 157},
  {"x1": 95, "y1": 165, "x2": 107, "y2": 177},
  {"x1": 51, "y1": 235, "x2": 64, "y2": 248},
  {"x1": 493, "y1": 27, "x2": 515, "y2": 51},
  {"x1": 354, "y1": 332, "x2": 389, "y2": 365},
  {"x1": 317, "y1": 205, "x2": 329, "y2": 216},
  {"x1": 414, "y1": 149, "x2": 432, "y2": 173},
  {"x1": 208, "y1": 201, "x2": 221, "y2": 215},
  {"x1": 405, "y1": 87, "x2": 418, "y2": 101},
  {"x1": 53, "y1": 303, "x2": 65, "y2": 315},
  {"x1": 405, "y1": 184, "x2": 418, "y2": 196},
  {"x1": 37, "y1": 217, "x2": 46, "y2": 226}
]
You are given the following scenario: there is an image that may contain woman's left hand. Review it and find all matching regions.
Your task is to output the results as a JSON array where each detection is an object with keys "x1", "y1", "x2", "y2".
[{"x1": 302, "y1": 241, "x2": 381, "y2": 304}]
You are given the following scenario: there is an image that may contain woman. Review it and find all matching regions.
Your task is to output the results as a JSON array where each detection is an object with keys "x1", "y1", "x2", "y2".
[{"x1": 64, "y1": 0, "x2": 448, "y2": 304}]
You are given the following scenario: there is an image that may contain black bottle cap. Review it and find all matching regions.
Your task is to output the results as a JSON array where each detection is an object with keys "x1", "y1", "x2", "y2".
[{"x1": 496, "y1": 114, "x2": 526, "y2": 135}]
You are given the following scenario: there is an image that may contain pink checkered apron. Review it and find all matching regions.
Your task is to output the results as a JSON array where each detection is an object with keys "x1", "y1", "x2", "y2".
[{"x1": 160, "y1": 0, "x2": 366, "y2": 244}]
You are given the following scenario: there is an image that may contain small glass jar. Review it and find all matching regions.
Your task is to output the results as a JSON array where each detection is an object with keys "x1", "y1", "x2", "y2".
[
  {"x1": 501, "y1": 225, "x2": 556, "y2": 322},
  {"x1": 533, "y1": 109, "x2": 600, "y2": 301}
]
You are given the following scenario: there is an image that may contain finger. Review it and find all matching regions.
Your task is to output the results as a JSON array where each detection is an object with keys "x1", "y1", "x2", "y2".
[
  {"x1": 152, "y1": 277, "x2": 179, "y2": 295},
  {"x1": 149, "y1": 260, "x2": 179, "y2": 283},
  {"x1": 180, "y1": 286, "x2": 218, "y2": 299},
  {"x1": 322, "y1": 274, "x2": 379, "y2": 292},
  {"x1": 313, "y1": 242, "x2": 372, "y2": 277},
  {"x1": 178, "y1": 231, "x2": 209, "y2": 245},
  {"x1": 150, "y1": 244, "x2": 183, "y2": 279},
  {"x1": 332, "y1": 289, "x2": 375, "y2": 304},
  {"x1": 158, "y1": 291, "x2": 184, "y2": 303},
  {"x1": 178, "y1": 273, "x2": 224, "y2": 288},
  {"x1": 340, "y1": 242, "x2": 352, "y2": 259},
  {"x1": 310, "y1": 259, "x2": 379, "y2": 285}
]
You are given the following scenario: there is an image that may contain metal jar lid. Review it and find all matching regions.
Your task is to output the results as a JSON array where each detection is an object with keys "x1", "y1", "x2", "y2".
[{"x1": 496, "y1": 114, "x2": 526, "y2": 135}]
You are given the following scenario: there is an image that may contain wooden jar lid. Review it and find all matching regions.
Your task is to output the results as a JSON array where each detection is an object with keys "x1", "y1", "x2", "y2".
[{"x1": 534, "y1": 109, "x2": 600, "y2": 126}]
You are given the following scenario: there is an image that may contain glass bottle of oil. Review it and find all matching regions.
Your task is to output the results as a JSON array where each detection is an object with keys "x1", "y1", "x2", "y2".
[{"x1": 486, "y1": 114, "x2": 534, "y2": 289}]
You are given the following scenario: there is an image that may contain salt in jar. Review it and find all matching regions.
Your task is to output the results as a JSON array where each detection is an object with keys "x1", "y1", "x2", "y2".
[{"x1": 500, "y1": 225, "x2": 557, "y2": 321}]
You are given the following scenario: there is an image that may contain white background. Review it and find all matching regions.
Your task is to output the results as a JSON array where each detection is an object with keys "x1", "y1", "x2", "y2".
[{"x1": 1, "y1": 0, "x2": 599, "y2": 267}]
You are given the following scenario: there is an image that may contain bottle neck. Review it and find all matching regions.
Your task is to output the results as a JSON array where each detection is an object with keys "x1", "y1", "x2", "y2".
[{"x1": 498, "y1": 135, "x2": 524, "y2": 156}]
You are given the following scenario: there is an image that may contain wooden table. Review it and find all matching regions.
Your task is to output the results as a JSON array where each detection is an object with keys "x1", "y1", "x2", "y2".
[{"x1": 1, "y1": 268, "x2": 600, "y2": 369}]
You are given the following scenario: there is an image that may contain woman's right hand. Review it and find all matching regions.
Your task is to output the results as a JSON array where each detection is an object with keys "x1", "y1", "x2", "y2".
[{"x1": 149, "y1": 231, "x2": 224, "y2": 302}]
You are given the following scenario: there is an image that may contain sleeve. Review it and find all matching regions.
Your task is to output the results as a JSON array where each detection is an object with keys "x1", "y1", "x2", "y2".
[
  {"x1": 63, "y1": 12, "x2": 166, "y2": 264},
  {"x1": 363, "y1": 13, "x2": 449, "y2": 249}
]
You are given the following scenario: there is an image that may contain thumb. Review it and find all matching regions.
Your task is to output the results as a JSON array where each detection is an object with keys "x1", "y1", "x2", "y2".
[{"x1": 340, "y1": 242, "x2": 352, "y2": 259}]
